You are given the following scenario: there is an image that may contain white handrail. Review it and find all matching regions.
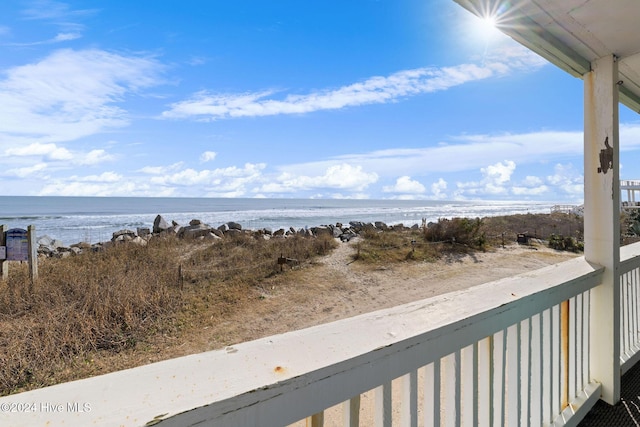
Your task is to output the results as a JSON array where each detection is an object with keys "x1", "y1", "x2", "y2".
[
  {"x1": 620, "y1": 242, "x2": 640, "y2": 372},
  {"x1": 0, "y1": 256, "x2": 604, "y2": 427}
]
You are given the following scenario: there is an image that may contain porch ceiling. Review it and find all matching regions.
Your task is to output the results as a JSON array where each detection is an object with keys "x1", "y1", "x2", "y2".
[{"x1": 453, "y1": 0, "x2": 640, "y2": 113}]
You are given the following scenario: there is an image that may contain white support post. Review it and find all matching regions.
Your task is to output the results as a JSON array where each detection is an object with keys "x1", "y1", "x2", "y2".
[{"x1": 585, "y1": 54, "x2": 621, "y2": 405}]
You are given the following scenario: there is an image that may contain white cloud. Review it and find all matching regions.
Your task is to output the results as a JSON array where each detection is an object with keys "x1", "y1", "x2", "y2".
[
  {"x1": 382, "y1": 176, "x2": 426, "y2": 193},
  {"x1": 455, "y1": 160, "x2": 516, "y2": 197},
  {"x1": 138, "y1": 162, "x2": 185, "y2": 175},
  {"x1": 512, "y1": 185, "x2": 549, "y2": 196},
  {"x1": 522, "y1": 175, "x2": 543, "y2": 186},
  {"x1": 511, "y1": 175, "x2": 549, "y2": 196},
  {"x1": 22, "y1": 0, "x2": 97, "y2": 21},
  {"x1": 547, "y1": 163, "x2": 583, "y2": 197},
  {"x1": 148, "y1": 163, "x2": 266, "y2": 197},
  {"x1": 431, "y1": 178, "x2": 448, "y2": 199},
  {"x1": 5, "y1": 142, "x2": 73, "y2": 160},
  {"x1": 161, "y1": 44, "x2": 546, "y2": 121},
  {"x1": 78, "y1": 149, "x2": 114, "y2": 165},
  {"x1": 4, "y1": 163, "x2": 47, "y2": 178},
  {"x1": 256, "y1": 163, "x2": 378, "y2": 194},
  {"x1": 277, "y1": 128, "x2": 585, "y2": 179},
  {"x1": 76, "y1": 171, "x2": 122, "y2": 182},
  {"x1": 52, "y1": 32, "x2": 81, "y2": 42},
  {"x1": 200, "y1": 151, "x2": 217, "y2": 162},
  {"x1": 481, "y1": 160, "x2": 515, "y2": 185},
  {"x1": 269, "y1": 123, "x2": 640, "y2": 194},
  {"x1": 39, "y1": 181, "x2": 138, "y2": 197},
  {"x1": 0, "y1": 49, "x2": 163, "y2": 147},
  {"x1": 6, "y1": 32, "x2": 83, "y2": 46}
]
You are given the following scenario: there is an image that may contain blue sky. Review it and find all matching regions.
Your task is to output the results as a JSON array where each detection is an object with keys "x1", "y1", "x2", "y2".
[{"x1": 1, "y1": 0, "x2": 639, "y2": 201}]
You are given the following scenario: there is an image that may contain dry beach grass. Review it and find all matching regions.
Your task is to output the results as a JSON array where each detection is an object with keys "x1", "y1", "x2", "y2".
[{"x1": 0, "y1": 212, "x2": 584, "y2": 396}]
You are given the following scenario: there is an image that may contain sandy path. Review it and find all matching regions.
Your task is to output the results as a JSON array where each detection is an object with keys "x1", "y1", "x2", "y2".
[{"x1": 197, "y1": 237, "x2": 579, "y2": 351}]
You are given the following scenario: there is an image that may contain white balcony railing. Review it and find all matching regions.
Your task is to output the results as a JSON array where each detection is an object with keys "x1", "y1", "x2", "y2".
[
  {"x1": 620, "y1": 243, "x2": 640, "y2": 373},
  {"x1": 6, "y1": 242, "x2": 640, "y2": 426}
]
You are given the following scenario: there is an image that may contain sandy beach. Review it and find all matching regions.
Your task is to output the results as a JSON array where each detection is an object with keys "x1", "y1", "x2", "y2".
[{"x1": 159, "y1": 236, "x2": 580, "y2": 360}]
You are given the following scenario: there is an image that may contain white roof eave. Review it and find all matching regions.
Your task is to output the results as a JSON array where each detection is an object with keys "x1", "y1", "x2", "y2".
[{"x1": 452, "y1": 0, "x2": 640, "y2": 114}]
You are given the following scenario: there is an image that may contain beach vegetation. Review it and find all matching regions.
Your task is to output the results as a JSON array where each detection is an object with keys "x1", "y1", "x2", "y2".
[
  {"x1": 0, "y1": 213, "x2": 584, "y2": 396},
  {"x1": 0, "y1": 232, "x2": 337, "y2": 396},
  {"x1": 353, "y1": 212, "x2": 585, "y2": 264}
]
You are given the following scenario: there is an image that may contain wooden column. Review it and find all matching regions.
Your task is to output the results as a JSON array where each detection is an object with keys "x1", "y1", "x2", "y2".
[{"x1": 585, "y1": 54, "x2": 621, "y2": 404}]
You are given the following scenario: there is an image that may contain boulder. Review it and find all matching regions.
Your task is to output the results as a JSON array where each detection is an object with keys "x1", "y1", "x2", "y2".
[
  {"x1": 168, "y1": 225, "x2": 182, "y2": 235},
  {"x1": 37, "y1": 235, "x2": 54, "y2": 247},
  {"x1": 153, "y1": 215, "x2": 170, "y2": 234},
  {"x1": 181, "y1": 224, "x2": 212, "y2": 239},
  {"x1": 340, "y1": 231, "x2": 356, "y2": 242},
  {"x1": 71, "y1": 242, "x2": 91, "y2": 250},
  {"x1": 189, "y1": 219, "x2": 202, "y2": 226},
  {"x1": 112, "y1": 229, "x2": 136, "y2": 241},
  {"x1": 374, "y1": 221, "x2": 388, "y2": 230},
  {"x1": 131, "y1": 236, "x2": 148, "y2": 246},
  {"x1": 227, "y1": 221, "x2": 242, "y2": 230},
  {"x1": 210, "y1": 228, "x2": 224, "y2": 238},
  {"x1": 310, "y1": 226, "x2": 332, "y2": 237}
]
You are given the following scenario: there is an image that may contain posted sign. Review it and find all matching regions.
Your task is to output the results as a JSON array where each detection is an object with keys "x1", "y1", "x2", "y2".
[{"x1": 6, "y1": 228, "x2": 28, "y2": 261}]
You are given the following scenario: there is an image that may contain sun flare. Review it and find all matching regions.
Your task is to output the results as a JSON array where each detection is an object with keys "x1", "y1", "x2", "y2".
[
  {"x1": 481, "y1": 15, "x2": 498, "y2": 30},
  {"x1": 472, "y1": 13, "x2": 503, "y2": 41}
]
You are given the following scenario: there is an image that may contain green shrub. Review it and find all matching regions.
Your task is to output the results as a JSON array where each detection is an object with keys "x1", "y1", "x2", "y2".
[{"x1": 548, "y1": 234, "x2": 583, "y2": 252}]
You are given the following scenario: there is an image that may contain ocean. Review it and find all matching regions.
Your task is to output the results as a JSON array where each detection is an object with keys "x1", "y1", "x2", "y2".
[{"x1": 0, "y1": 196, "x2": 561, "y2": 246}]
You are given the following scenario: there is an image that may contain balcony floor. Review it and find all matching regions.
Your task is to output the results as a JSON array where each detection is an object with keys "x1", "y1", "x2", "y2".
[{"x1": 579, "y1": 362, "x2": 640, "y2": 426}]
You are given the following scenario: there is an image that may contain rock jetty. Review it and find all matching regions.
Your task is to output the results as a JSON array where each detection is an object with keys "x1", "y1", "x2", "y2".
[{"x1": 36, "y1": 214, "x2": 417, "y2": 258}]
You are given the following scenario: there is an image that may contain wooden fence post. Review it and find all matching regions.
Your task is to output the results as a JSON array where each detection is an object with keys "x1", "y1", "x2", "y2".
[
  {"x1": 0, "y1": 224, "x2": 6, "y2": 281},
  {"x1": 28, "y1": 225, "x2": 38, "y2": 282}
]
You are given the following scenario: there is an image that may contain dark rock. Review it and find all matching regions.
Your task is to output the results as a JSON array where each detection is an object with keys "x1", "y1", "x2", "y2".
[
  {"x1": 181, "y1": 224, "x2": 211, "y2": 239},
  {"x1": 112, "y1": 229, "x2": 136, "y2": 241},
  {"x1": 339, "y1": 231, "x2": 356, "y2": 242},
  {"x1": 310, "y1": 226, "x2": 332, "y2": 237},
  {"x1": 210, "y1": 228, "x2": 224, "y2": 238},
  {"x1": 153, "y1": 215, "x2": 170, "y2": 234}
]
